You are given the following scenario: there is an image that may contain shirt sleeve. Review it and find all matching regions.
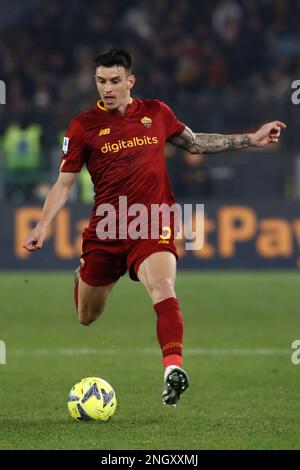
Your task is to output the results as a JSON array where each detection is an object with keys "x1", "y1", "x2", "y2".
[
  {"x1": 60, "y1": 119, "x2": 86, "y2": 173},
  {"x1": 159, "y1": 101, "x2": 186, "y2": 140}
]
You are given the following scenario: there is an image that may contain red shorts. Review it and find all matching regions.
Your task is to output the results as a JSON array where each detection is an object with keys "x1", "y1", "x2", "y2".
[{"x1": 79, "y1": 236, "x2": 178, "y2": 286}]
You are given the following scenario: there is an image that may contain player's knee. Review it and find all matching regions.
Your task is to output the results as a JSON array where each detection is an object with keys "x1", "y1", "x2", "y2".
[
  {"x1": 78, "y1": 312, "x2": 92, "y2": 326},
  {"x1": 77, "y1": 307, "x2": 94, "y2": 326},
  {"x1": 150, "y1": 277, "x2": 175, "y2": 301},
  {"x1": 78, "y1": 305, "x2": 103, "y2": 326}
]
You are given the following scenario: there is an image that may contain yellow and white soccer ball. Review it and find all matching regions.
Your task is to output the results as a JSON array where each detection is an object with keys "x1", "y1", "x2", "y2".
[{"x1": 68, "y1": 377, "x2": 117, "y2": 422}]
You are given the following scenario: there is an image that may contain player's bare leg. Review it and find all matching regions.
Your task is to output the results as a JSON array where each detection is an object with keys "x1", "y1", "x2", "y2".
[
  {"x1": 137, "y1": 251, "x2": 189, "y2": 405},
  {"x1": 137, "y1": 251, "x2": 177, "y2": 304},
  {"x1": 75, "y1": 269, "x2": 115, "y2": 326}
]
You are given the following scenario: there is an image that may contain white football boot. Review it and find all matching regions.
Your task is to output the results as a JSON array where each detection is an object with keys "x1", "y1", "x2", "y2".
[{"x1": 162, "y1": 366, "x2": 189, "y2": 406}]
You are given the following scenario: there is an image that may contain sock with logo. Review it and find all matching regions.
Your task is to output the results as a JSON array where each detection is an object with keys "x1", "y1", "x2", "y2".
[{"x1": 153, "y1": 297, "x2": 184, "y2": 368}]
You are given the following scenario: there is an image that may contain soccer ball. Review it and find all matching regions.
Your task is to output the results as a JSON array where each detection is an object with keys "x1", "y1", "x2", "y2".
[{"x1": 67, "y1": 377, "x2": 117, "y2": 422}]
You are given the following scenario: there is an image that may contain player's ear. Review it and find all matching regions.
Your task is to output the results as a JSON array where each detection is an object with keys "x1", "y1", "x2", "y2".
[{"x1": 127, "y1": 74, "x2": 136, "y2": 90}]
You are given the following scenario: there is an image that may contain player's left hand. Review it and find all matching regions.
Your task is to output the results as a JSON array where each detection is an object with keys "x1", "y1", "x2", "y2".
[{"x1": 251, "y1": 121, "x2": 287, "y2": 147}]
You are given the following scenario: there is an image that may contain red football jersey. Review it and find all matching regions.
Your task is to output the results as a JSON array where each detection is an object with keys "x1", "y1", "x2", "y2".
[{"x1": 61, "y1": 99, "x2": 185, "y2": 240}]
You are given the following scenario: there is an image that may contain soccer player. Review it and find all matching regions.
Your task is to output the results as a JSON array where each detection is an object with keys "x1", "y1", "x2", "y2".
[{"x1": 23, "y1": 48, "x2": 286, "y2": 406}]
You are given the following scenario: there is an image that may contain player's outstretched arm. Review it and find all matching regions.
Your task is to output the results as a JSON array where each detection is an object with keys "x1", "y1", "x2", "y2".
[
  {"x1": 23, "y1": 172, "x2": 78, "y2": 252},
  {"x1": 169, "y1": 121, "x2": 287, "y2": 154}
]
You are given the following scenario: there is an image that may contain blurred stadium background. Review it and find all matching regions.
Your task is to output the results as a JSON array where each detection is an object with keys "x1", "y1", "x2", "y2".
[
  {"x1": 1, "y1": 0, "x2": 300, "y2": 269},
  {"x1": 1, "y1": 0, "x2": 300, "y2": 451}
]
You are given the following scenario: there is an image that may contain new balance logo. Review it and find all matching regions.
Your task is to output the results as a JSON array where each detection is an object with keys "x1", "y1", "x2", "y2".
[{"x1": 99, "y1": 128, "x2": 111, "y2": 136}]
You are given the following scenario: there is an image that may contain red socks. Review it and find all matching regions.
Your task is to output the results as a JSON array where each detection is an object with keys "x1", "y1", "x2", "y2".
[{"x1": 154, "y1": 297, "x2": 183, "y2": 368}]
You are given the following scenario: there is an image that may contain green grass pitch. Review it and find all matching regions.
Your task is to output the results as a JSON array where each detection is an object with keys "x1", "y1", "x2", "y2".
[{"x1": 0, "y1": 271, "x2": 299, "y2": 450}]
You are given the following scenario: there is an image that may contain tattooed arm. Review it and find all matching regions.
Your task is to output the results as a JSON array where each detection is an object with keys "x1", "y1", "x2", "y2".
[{"x1": 169, "y1": 121, "x2": 287, "y2": 154}]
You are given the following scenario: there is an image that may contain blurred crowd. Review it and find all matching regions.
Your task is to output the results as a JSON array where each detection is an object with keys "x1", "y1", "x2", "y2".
[
  {"x1": 2, "y1": 0, "x2": 300, "y2": 113},
  {"x1": 0, "y1": 0, "x2": 299, "y2": 203}
]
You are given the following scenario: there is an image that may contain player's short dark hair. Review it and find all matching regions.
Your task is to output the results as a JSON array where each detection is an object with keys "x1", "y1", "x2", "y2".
[{"x1": 95, "y1": 48, "x2": 133, "y2": 74}]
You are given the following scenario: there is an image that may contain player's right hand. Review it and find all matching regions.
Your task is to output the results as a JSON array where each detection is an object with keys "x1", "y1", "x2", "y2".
[{"x1": 23, "y1": 224, "x2": 47, "y2": 251}]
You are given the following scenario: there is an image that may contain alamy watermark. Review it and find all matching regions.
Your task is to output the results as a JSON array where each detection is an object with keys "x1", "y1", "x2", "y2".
[
  {"x1": 95, "y1": 197, "x2": 204, "y2": 250},
  {"x1": 291, "y1": 340, "x2": 300, "y2": 365},
  {"x1": 291, "y1": 80, "x2": 300, "y2": 105},
  {"x1": 0, "y1": 80, "x2": 6, "y2": 104},
  {"x1": 0, "y1": 340, "x2": 6, "y2": 364}
]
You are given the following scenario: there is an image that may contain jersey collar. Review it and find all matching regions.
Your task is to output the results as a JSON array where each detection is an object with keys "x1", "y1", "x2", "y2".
[{"x1": 97, "y1": 97, "x2": 134, "y2": 113}]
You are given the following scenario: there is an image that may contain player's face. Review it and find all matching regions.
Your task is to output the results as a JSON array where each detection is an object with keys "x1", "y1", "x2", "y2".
[{"x1": 95, "y1": 66, "x2": 135, "y2": 111}]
